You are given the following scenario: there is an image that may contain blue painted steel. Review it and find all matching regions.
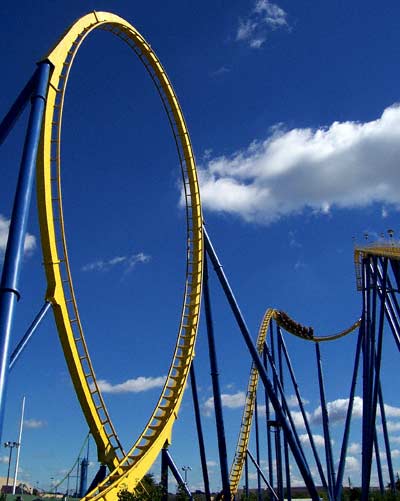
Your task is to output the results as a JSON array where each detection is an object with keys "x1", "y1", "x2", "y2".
[
  {"x1": 202, "y1": 255, "x2": 231, "y2": 501},
  {"x1": 163, "y1": 449, "x2": 192, "y2": 499},
  {"x1": 254, "y1": 395, "x2": 262, "y2": 501},
  {"x1": 263, "y1": 342, "x2": 307, "y2": 466},
  {"x1": 315, "y1": 342, "x2": 335, "y2": 501},
  {"x1": 9, "y1": 301, "x2": 51, "y2": 370},
  {"x1": 361, "y1": 258, "x2": 372, "y2": 501},
  {"x1": 189, "y1": 364, "x2": 211, "y2": 501},
  {"x1": 378, "y1": 382, "x2": 396, "y2": 491},
  {"x1": 0, "y1": 62, "x2": 51, "y2": 442},
  {"x1": 247, "y1": 449, "x2": 279, "y2": 501},
  {"x1": 281, "y1": 336, "x2": 328, "y2": 490},
  {"x1": 270, "y1": 324, "x2": 283, "y2": 501},
  {"x1": 245, "y1": 453, "x2": 249, "y2": 498},
  {"x1": 373, "y1": 431, "x2": 384, "y2": 493},
  {"x1": 277, "y1": 330, "x2": 291, "y2": 501},
  {"x1": 79, "y1": 458, "x2": 88, "y2": 498},
  {"x1": 161, "y1": 447, "x2": 168, "y2": 501},
  {"x1": 365, "y1": 258, "x2": 388, "y2": 490},
  {"x1": 334, "y1": 325, "x2": 363, "y2": 499},
  {"x1": 0, "y1": 69, "x2": 37, "y2": 147},
  {"x1": 263, "y1": 345, "x2": 274, "y2": 490},
  {"x1": 279, "y1": 333, "x2": 329, "y2": 492},
  {"x1": 86, "y1": 464, "x2": 107, "y2": 494},
  {"x1": 203, "y1": 227, "x2": 320, "y2": 500}
]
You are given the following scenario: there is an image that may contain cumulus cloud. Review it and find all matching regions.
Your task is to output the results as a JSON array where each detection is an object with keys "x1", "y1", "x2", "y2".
[
  {"x1": 236, "y1": 0, "x2": 289, "y2": 49},
  {"x1": 312, "y1": 397, "x2": 363, "y2": 425},
  {"x1": 195, "y1": 105, "x2": 400, "y2": 224},
  {"x1": 299, "y1": 433, "x2": 325, "y2": 448},
  {"x1": 348, "y1": 442, "x2": 361, "y2": 454},
  {"x1": 0, "y1": 214, "x2": 36, "y2": 257},
  {"x1": 24, "y1": 418, "x2": 46, "y2": 429},
  {"x1": 96, "y1": 375, "x2": 166, "y2": 394},
  {"x1": 345, "y1": 456, "x2": 360, "y2": 472},
  {"x1": 203, "y1": 391, "x2": 246, "y2": 416},
  {"x1": 82, "y1": 252, "x2": 150, "y2": 272},
  {"x1": 0, "y1": 456, "x2": 9, "y2": 464}
]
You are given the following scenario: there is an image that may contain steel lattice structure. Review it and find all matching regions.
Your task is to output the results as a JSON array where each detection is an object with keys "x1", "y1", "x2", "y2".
[{"x1": 0, "y1": 11, "x2": 399, "y2": 501}]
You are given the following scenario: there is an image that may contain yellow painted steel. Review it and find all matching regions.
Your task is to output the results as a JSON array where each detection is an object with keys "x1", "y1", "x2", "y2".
[
  {"x1": 354, "y1": 245, "x2": 400, "y2": 290},
  {"x1": 36, "y1": 11, "x2": 203, "y2": 500},
  {"x1": 229, "y1": 308, "x2": 275, "y2": 497},
  {"x1": 229, "y1": 309, "x2": 360, "y2": 497}
]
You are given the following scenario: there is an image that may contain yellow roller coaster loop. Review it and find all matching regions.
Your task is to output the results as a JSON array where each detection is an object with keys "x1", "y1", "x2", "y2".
[
  {"x1": 36, "y1": 11, "x2": 203, "y2": 500},
  {"x1": 229, "y1": 308, "x2": 360, "y2": 497}
]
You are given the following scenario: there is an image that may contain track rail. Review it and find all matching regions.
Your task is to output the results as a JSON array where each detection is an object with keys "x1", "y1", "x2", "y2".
[
  {"x1": 36, "y1": 11, "x2": 203, "y2": 499},
  {"x1": 229, "y1": 309, "x2": 360, "y2": 497}
]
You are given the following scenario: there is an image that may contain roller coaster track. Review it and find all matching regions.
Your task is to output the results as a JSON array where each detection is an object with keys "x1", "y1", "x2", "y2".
[
  {"x1": 36, "y1": 11, "x2": 203, "y2": 500},
  {"x1": 229, "y1": 307, "x2": 361, "y2": 497}
]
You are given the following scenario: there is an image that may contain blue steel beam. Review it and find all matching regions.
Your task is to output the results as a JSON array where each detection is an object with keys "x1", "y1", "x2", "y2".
[
  {"x1": 163, "y1": 449, "x2": 192, "y2": 500},
  {"x1": 279, "y1": 334, "x2": 329, "y2": 493},
  {"x1": 278, "y1": 330, "x2": 291, "y2": 501},
  {"x1": 0, "y1": 69, "x2": 38, "y2": 147},
  {"x1": 247, "y1": 449, "x2": 279, "y2": 501},
  {"x1": 334, "y1": 325, "x2": 363, "y2": 499},
  {"x1": 270, "y1": 324, "x2": 284, "y2": 501},
  {"x1": 263, "y1": 345, "x2": 274, "y2": 490},
  {"x1": 254, "y1": 395, "x2": 262, "y2": 501},
  {"x1": 202, "y1": 255, "x2": 231, "y2": 500},
  {"x1": 9, "y1": 301, "x2": 51, "y2": 370},
  {"x1": 189, "y1": 364, "x2": 211, "y2": 501},
  {"x1": 0, "y1": 62, "x2": 51, "y2": 441},
  {"x1": 315, "y1": 342, "x2": 335, "y2": 501},
  {"x1": 203, "y1": 226, "x2": 320, "y2": 500}
]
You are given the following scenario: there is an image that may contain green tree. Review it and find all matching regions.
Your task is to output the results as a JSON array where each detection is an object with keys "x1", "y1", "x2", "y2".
[{"x1": 117, "y1": 474, "x2": 164, "y2": 501}]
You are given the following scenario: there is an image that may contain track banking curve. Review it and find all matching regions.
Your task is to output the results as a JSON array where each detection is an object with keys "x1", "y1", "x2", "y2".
[
  {"x1": 36, "y1": 11, "x2": 203, "y2": 500},
  {"x1": 229, "y1": 308, "x2": 361, "y2": 497}
]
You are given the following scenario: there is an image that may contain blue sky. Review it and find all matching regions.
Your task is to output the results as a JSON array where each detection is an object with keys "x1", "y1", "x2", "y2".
[{"x1": 1, "y1": 0, "x2": 400, "y2": 494}]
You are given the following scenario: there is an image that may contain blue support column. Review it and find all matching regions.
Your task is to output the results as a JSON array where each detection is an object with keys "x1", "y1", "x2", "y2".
[
  {"x1": 163, "y1": 449, "x2": 193, "y2": 500},
  {"x1": 315, "y1": 342, "x2": 335, "y2": 501},
  {"x1": 0, "y1": 62, "x2": 51, "y2": 440},
  {"x1": 247, "y1": 450, "x2": 279, "y2": 501},
  {"x1": 161, "y1": 446, "x2": 168, "y2": 501},
  {"x1": 190, "y1": 363, "x2": 211, "y2": 501},
  {"x1": 335, "y1": 324, "x2": 363, "y2": 500},
  {"x1": 0, "y1": 69, "x2": 37, "y2": 147},
  {"x1": 202, "y1": 254, "x2": 231, "y2": 500},
  {"x1": 278, "y1": 329, "x2": 291, "y2": 501},
  {"x1": 279, "y1": 333, "x2": 328, "y2": 493},
  {"x1": 245, "y1": 453, "x2": 249, "y2": 498},
  {"x1": 263, "y1": 341, "x2": 274, "y2": 491},
  {"x1": 254, "y1": 395, "x2": 262, "y2": 501},
  {"x1": 204, "y1": 227, "x2": 320, "y2": 500},
  {"x1": 9, "y1": 301, "x2": 51, "y2": 370}
]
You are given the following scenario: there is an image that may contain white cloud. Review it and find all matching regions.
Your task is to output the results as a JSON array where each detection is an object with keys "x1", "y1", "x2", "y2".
[
  {"x1": 97, "y1": 375, "x2": 166, "y2": 394},
  {"x1": 24, "y1": 418, "x2": 46, "y2": 429},
  {"x1": 299, "y1": 433, "x2": 325, "y2": 448},
  {"x1": 0, "y1": 214, "x2": 36, "y2": 256},
  {"x1": 196, "y1": 105, "x2": 400, "y2": 224},
  {"x1": 0, "y1": 455, "x2": 9, "y2": 464},
  {"x1": 384, "y1": 403, "x2": 400, "y2": 418},
  {"x1": 386, "y1": 421, "x2": 400, "y2": 432},
  {"x1": 203, "y1": 391, "x2": 246, "y2": 416},
  {"x1": 236, "y1": 0, "x2": 288, "y2": 49},
  {"x1": 348, "y1": 442, "x2": 361, "y2": 454},
  {"x1": 345, "y1": 456, "x2": 360, "y2": 472},
  {"x1": 82, "y1": 252, "x2": 150, "y2": 272},
  {"x1": 312, "y1": 397, "x2": 363, "y2": 425}
]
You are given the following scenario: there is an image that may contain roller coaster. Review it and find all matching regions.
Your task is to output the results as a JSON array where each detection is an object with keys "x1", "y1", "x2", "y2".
[{"x1": 0, "y1": 11, "x2": 399, "y2": 501}]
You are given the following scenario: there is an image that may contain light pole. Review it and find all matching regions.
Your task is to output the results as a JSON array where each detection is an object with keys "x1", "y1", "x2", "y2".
[
  {"x1": 181, "y1": 465, "x2": 191, "y2": 486},
  {"x1": 4, "y1": 441, "x2": 18, "y2": 490}
]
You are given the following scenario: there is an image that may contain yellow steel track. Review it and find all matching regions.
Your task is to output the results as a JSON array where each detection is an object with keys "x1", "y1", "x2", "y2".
[
  {"x1": 36, "y1": 11, "x2": 203, "y2": 500},
  {"x1": 229, "y1": 309, "x2": 360, "y2": 497}
]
